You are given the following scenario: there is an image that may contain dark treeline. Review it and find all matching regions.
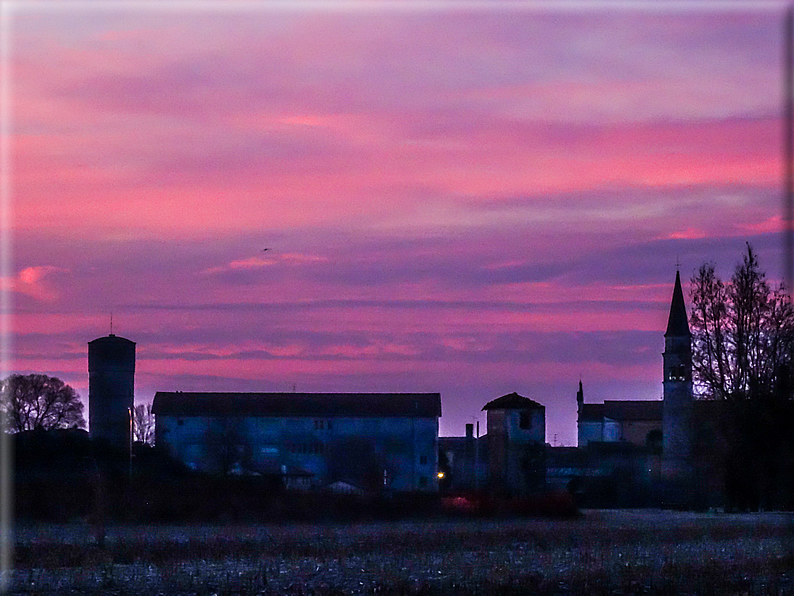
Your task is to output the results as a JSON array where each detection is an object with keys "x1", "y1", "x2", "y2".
[{"x1": 13, "y1": 429, "x2": 577, "y2": 524}]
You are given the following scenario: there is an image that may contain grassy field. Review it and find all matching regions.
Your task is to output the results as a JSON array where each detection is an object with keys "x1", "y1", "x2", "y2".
[{"x1": 8, "y1": 510, "x2": 794, "y2": 594}]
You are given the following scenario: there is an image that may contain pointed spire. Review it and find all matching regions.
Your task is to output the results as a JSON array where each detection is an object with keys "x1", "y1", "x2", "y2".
[{"x1": 665, "y1": 270, "x2": 690, "y2": 337}]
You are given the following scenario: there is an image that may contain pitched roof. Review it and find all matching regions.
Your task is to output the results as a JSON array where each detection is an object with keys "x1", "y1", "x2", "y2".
[
  {"x1": 481, "y1": 392, "x2": 544, "y2": 411},
  {"x1": 152, "y1": 392, "x2": 441, "y2": 418},
  {"x1": 665, "y1": 270, "x2": 691, "y2": 337},
  {"x1": 603, "y1": 400, "x2": 662, "y2": 421},
  {"x1": 579, "y1": 400, "x2": 662, "y2": 422},
  {"x1": 578, "y1": 403, "x2": 604, "y2": 422}
]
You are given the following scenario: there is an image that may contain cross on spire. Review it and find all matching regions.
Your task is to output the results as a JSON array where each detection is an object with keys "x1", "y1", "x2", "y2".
[{"x1": 675, "y1": 255, "x2": 681, "y2": 271}]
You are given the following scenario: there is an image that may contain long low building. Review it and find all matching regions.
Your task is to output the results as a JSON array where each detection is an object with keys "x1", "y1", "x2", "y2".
[{"x1": 152, "y1": 392, "x2": 441, "y2": 492}]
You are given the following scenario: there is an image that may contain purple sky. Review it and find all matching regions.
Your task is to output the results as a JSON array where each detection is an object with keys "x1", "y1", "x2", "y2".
[{"x1": 6, "y1": 3, "x2": 789, "y2": 445}]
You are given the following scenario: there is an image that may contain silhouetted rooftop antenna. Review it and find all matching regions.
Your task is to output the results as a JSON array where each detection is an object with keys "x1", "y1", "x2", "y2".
[{"x1": 110, "y1": 312, "x2": 113, "y2": 336}]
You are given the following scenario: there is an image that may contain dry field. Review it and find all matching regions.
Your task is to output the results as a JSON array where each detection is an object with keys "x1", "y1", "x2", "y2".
[{"x1": 8, "y1": 510, "x2": 794, "y2": 595}]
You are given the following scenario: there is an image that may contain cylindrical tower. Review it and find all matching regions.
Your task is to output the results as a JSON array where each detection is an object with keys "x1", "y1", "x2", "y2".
[{"x1": 88, "y1": 334, "x2": 135, "y2": 452}]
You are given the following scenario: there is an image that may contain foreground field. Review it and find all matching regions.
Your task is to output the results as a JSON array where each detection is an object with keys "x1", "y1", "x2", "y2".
[{"x1": 9, "y1": 510, "x2": 794, "y2": 595}]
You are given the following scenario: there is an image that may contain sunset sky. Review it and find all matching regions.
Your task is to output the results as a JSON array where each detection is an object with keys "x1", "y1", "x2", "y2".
[{"x1": 6, "y1": 2, "x2": 788, "y2": 445}]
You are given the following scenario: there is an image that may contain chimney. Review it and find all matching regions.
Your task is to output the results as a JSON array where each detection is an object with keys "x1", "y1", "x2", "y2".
[{"x1": 465, "y1": 423, "x2": 474, "y2": 440}]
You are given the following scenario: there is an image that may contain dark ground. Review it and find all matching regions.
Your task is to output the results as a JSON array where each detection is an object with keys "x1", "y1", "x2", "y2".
[{"x1": 7, "y1": 509, "x2": 794, "y2": 595}]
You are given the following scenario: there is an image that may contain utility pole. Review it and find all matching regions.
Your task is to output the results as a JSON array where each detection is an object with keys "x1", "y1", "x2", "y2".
[{"x1": 475, "y1": 419, "x2": 480, "y2": 492}]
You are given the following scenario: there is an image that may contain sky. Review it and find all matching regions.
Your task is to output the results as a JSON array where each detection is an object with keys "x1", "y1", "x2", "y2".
[{"x1": 4, "y1": 1, "x2": 790, "y2": 445}]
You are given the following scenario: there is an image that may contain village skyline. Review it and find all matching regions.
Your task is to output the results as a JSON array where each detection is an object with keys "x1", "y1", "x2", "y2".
[{"x1": 5, "y1": 3, "x2": 788, "y2": 445}]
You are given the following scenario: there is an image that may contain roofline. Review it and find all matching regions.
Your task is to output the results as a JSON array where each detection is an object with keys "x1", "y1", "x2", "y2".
[{"x1": 152, "y1": 391, "x2": 442, "y2": 418}]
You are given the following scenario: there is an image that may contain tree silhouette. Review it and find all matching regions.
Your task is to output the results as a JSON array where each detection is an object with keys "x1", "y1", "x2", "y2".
[
  {"x1": 689, "y1": 244, "x2": 794, "y2": 509},
  {"x1": 1, "y1": 374, "x2": 85, "y2": 433},
  {"x1": 690, "y1": 244, "x2": 794, "y2": 403},
  {"x1": 133, "y1": 403, "x2": 155, "y2": 446}
]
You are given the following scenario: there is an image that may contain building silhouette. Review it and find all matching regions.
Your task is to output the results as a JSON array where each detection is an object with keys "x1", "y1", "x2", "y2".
[
  {"x1": 661, "y1": 270, "x2": 695, "y2": 500},
  {"x1": 443, "y1": 271, "x2": 727, "y2": 507},
  {"x1": 560, "y1": 272, "x2": 699, "y2": 506},
  {"x1": 483, "y1": 392, "x2": 545, "y2": 496},
  {"x1": 114, "y1": 271, "x2": 790, "y2": 507},
  {"x1": 88, "y1": 334, "x2": 135, "y2": 454},
  {"x1": 152, "y1": 392, "x2": 441, "y2": 492}
]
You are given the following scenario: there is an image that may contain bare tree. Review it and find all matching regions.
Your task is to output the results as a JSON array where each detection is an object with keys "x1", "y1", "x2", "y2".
[
  {"x1": 689, "y1": 261, "x2": 730, "y2": 399},
  {"x1": 689, "y1": 244, "x2": 794, "y2": 509},
  {"x1": 1, "y1": 374, "x2": 85, "y2": 433},
  {"x1": 132, "y1": 403, "x2": 155, "y2": 446},
  {"x1": 690, "y1": 244, "x2": 794, "y2": 403}
]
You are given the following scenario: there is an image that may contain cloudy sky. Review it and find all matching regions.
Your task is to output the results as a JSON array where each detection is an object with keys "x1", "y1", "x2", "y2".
[{"x1": 6, "y1": 2, "x2": 788, "y2": 444}]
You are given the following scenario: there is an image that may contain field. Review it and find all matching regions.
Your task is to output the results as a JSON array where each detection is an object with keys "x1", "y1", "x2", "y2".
[{"x1": 8, "y1": 510, "x2": 794, "y2": 595}]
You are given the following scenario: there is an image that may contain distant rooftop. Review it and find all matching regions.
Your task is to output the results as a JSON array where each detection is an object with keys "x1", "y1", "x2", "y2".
[
  {"x1": 482, "y1": 392, "x2": 544, "y2": 411},
  {"x1": 152, "y1": 392, "x2": 441, "y2": 418},
  {"x1": 88, "y1": 334, "x2": 135, "y2": 345},
  {"x1": 579, "y1": 400, "x2": 662, "y2": 422}
]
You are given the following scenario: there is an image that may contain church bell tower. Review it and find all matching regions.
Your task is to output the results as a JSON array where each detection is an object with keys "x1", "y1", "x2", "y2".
[{"x1": 661, "y1": 270, "x2": 694, "y2": 494}]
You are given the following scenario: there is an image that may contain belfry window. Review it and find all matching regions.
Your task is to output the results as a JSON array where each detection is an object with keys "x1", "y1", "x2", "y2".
[{"x1": 668, "y1": 364, "x2": 688, "y2": 381}]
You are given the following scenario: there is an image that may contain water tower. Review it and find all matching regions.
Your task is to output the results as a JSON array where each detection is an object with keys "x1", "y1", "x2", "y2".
[{"x1": 88, "y1": 334, "x2": 135, "y2": 452}]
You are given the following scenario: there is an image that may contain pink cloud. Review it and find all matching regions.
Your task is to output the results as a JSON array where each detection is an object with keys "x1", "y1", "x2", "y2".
[
  {"x1": 12, "y1": 116, "x2": 779, "y2": 240},
  {"x1": 737, "y1": 215, "x2": 785, "y2": 235},
  {"x1": 280, "y1": 253, "x2": 328, "y2": 263},
  {"x1": 202, "y1": 252, "x2": 329, "y2": 275},
  {"x1": 666, "y1": 228, "x2": 708, "y2": 240},
  {"x1": 8, "y1": 266, "x2": 69, "y2": 302},
  {"x1": 12, "y1": 9, "x2": 781, "y2": 242}
]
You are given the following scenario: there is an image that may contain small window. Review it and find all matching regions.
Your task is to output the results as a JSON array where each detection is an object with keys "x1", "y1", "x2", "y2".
[
  {"x1": 327, "y1": 420, "x2": 332, "y2": 431},
  {"x1": 177, "y1": 419, "x2": 184, "y2": 426},
  {"x1": 668, "y1": 365, "x2": 688, "y2": 381},
  {"x1": 519, "y1": 411, "x2": 531, "y2": 430},
  {"x1": 419, "y1": 476, "x2": 428, "y2": 487},
  {"x1": 420, "y1": 455, "x2": 428, "y2": 465}
]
